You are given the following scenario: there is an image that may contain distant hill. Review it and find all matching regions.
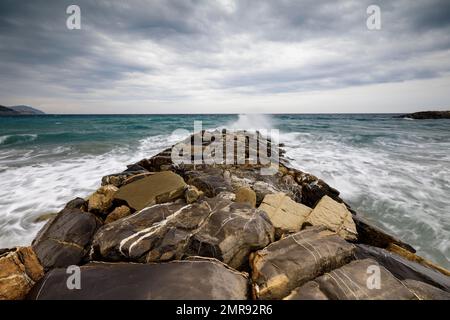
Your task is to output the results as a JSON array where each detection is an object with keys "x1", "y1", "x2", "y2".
[
  {"x1": 395, "y1": 110, "x2": 450, "y2": 119},
  {"x1": 0, "y1": 105, "x2": 20, "y2": 115},
  {"x1": 0, "y1": 105, "x2": 45, "y2": 115},
  {"x1": 10, "y1": 105, "x2": 45, "y2": 115}
]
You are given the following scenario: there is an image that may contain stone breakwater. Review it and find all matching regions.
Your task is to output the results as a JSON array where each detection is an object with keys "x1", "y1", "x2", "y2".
[{"x1": 1, "y1": 129, "x2": 449, "y2": 300}]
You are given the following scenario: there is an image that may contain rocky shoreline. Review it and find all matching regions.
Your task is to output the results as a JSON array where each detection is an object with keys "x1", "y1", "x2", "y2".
[{"x1": 1, "y1": 129, "x2": 449, "y2": 300}]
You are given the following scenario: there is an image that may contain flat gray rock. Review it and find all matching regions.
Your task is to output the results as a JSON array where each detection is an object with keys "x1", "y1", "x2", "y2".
[{"x1": 28, "y1": 258, "x2": 249, "y2": 300}]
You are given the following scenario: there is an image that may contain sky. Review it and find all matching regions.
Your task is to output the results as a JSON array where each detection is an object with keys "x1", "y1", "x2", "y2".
[{"x1": 0, "y1": 0, "x2": 449, "y2": 114}]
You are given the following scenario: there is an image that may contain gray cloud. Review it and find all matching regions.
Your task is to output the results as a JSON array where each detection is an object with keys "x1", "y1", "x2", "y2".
[{"x1": 0, "y1": 0, "x2": 449, "y2": 112}]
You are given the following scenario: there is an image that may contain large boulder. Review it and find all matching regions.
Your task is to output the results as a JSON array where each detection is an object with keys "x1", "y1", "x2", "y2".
[
  {"x1": 32, "y1": 208, "x2": 102, "y2": 270},
  {"x1": 28, "y1": 258, "x2": 249, "y2": 300},
  {"x1": 287, "y1": 259, "x2": 417, "y2": 300},
  {"x1": 91, "y1": 201, "x2": 209, "y2": 262},
  {"x1": 91, "y1": 198, "x2": 275, "y2": 270},
  {"x1": 0, "y1": 247, "x2": 44, "y2": 300},
  {"x1": 185, "y1": 199, "x2": 275, "y2": 269},
  {"x1": 355, "y1": 244, "x2": 450, "y2": 292},
  {"x1": 305, "y1": 195, "x2": 358, "y2": 241},
  {"x1": 113, "y1": 171, "x2": 187, "y2": 211},
  {"x1": 402, "y1": 279, "x2": 450, "y2": 300},
  {"x1": 87, "y1": 185, "x2": 118, "y2": 214},
  {"x1": 185, "y1": 169, "x2": 232, "y2": 197},
  {"x1": 258, "y1": 193, "x2": 312, "y2": 237},
  {"x1": 250, "y1": 226, "x2": 356, "y2": 300}
]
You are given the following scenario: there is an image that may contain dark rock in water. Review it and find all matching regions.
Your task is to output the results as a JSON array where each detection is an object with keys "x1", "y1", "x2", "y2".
[
  {"x1": 355, "y1": 244, "x2": 450, "y2": 292},
  {"x1": 136, "y1": 147, "x2": 173, "y2": 171},
  {"x1": 101, "y1": 171, "x2": 153, "y2": 188},
  {"x1": 64, "y1": 197, "x2": 87, "y2": 211},
  {"x1": 28, "y1": 258, "x2": 249, "y2": 300},
  {"x1": 402, "y1": 279, "x2": 450, "y2": 300},
  {"x1": 123, "y1": 163, "x2": 147, "y2": 172},
  {"x1": 113, "y1": 171, "x2": 186, "y2": 211},
  {"x1": 353, "y1": 215, "x2": 416, "y2": 253},
  {"x1": 92, "y1": 198, "x2": 274, "y2": 269},
  {"x1": 300, "y1": 178, "x2": 341, "y2": 208},
  {"x1": 395, "y1": 111, "x2": 450, "y2": 119},
  {"x1": 311, "y1": 259, "x2": 416, "y2": 300},
  {"x1": 32, "y1": 208, "x2": 102, "y2": 270},
  {"x1": 250, "y1": 226, "x2": 356, "y2": 300},
  {"x1": 0, "y1": 247, "x2": 44, "y2": 300}
]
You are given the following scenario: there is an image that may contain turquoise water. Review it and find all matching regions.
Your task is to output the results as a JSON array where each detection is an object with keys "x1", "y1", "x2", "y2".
[{"x1": 0, "y1": 114, "x2": 449, "y2": 268}]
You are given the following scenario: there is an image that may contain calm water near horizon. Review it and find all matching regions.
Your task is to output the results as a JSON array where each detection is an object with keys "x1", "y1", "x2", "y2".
[{"x1": 0, "y1": 113, "x2": 449, "y2": 268}]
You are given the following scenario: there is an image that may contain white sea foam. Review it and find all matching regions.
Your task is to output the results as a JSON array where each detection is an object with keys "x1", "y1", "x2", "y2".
[
  {"x1": 225, "y1": 114, "x2": 274, "y2": 131},
  {"x1": 0, "y1": 133, "x2": 182, "y2": 248},
  {"x1": 279, "y1": 130, "x2": 450, "y2": 267}
]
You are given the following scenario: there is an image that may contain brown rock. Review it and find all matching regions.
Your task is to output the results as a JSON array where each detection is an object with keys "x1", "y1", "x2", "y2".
[
  {"x1": 305, "y1": 195, "x2": 357, "y2": 241},
  {"x1": 88, "y1": 185, "x2": 118, "y2": 214},
  {"x1": 250, "y1": 226, "x2": 355, "y2": 300},
  {"x1": 258, "y1": 193, "x2": 311, "y2": 236},
  {"x1": 114, "y1": 171, "x2": 187, "y2": 211},
  {"x1": 105, "y1": 206, "x2": 131, "y2": 224},
  {"x1": 235, "y1": 187, "x2": 257, "y2": 207},
  {"x1": 0, "y1": 247, "x2": 44, "y2": 300},
  {"x1": 185, "y1": 185, "x2": 203, "y2": 204}
]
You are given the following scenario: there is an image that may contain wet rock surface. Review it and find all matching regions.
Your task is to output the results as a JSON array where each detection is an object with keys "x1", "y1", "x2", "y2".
[
  {"x1": 113, "y1": 171, "x2": 186, "y2": 211},
  {"x1": 32, "y1": 208, "x2": 102, "y2": 270},
  {"x1": 28, "y1": 258, "x2": 249, "y2": 300}
]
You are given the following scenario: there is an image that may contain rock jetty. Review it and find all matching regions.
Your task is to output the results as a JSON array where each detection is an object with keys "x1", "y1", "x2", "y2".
[{"x1": 1, "y1": 129, "x2": 449, "y2": 300}]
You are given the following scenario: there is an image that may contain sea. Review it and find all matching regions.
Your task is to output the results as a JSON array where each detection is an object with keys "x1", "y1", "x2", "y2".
[{"x1": 0, "y1": 114, "x2": 449, "y2": 268}]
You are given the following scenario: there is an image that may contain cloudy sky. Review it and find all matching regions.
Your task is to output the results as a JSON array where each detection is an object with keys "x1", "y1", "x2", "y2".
[{"x1": 0, "y1": 0, "x2": 449, "y2": 114}]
